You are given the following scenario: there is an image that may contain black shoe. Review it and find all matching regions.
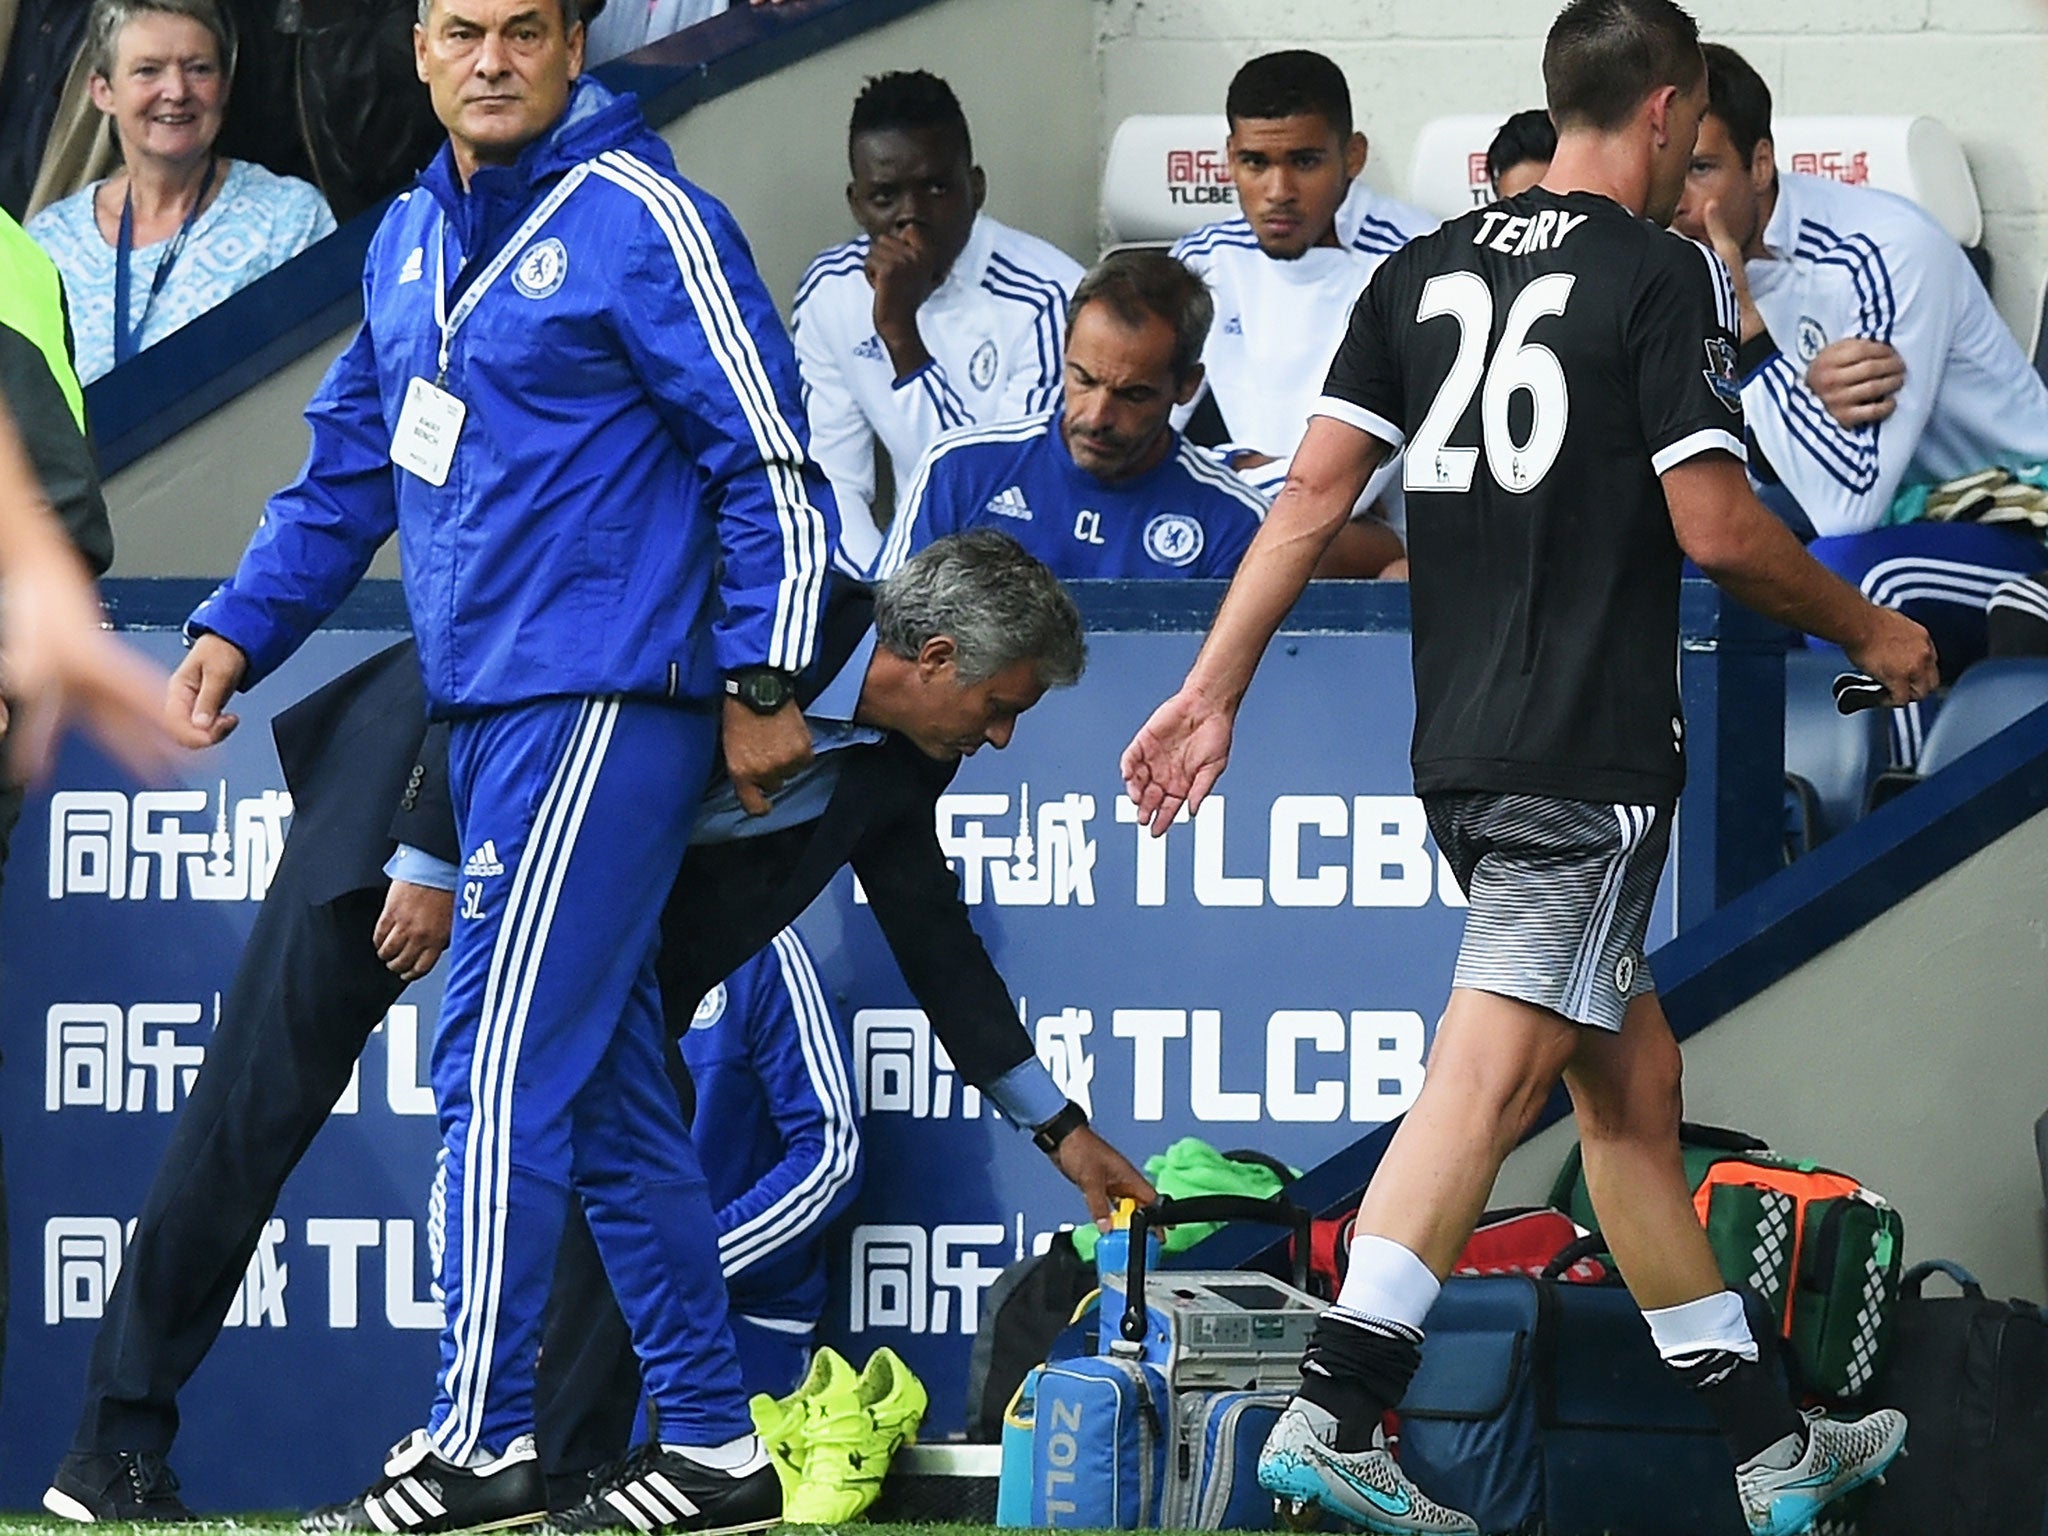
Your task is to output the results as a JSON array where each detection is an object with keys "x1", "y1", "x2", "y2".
[
  {"x1": 301, "y1": 1430, "x2": 546, "y2": 1533},
  {"x1": 44, "y1": 1451, "x2": 195, "y2": 1522},
  {"x1": 546, "y1": 1469, "x2": 602, "y2": 1518},
  {"x1": 548, "y1": 1444, "x2": 781, "y2": 1534}
]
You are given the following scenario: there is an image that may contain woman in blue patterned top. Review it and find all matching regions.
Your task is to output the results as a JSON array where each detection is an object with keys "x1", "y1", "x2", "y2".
[{"x1": 27, "y1": 0, "x2": 334, "y2": 383}]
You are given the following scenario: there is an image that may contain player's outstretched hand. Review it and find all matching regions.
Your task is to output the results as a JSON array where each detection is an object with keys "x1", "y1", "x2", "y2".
[
  {"x1": 164, "y1": 632, "x2": 246, "y2": 749},
  {"x1": 1121, "y1": 688, "x2": 1233, "y2": 835},
  {"x1": 1807, "y1": 339, "x2": 1906, "y2": 428},
  {"x1": 1052, "y1": 1126, "x2": 1160, "y2": 1233},
  {"x1": 1848, "y1": 606, "x2": 1939, "y2": 708},
  {"x1": 1, "y1": 535, "x2": 177, "y2": 781}
]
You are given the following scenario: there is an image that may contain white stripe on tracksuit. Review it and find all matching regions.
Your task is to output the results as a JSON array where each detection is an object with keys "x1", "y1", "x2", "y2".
[
  {"x1": 1859, "y1": 557, "x2": 2015, "y2": 765},
  {"x1": 592, "y1": 151, "x2": 828, "y2": 674},
  {"x1": 1563, "y1": 805, "x2": 1651, "y2": 1023},
  {"x1": 436, "y1": 699, "x2": 620, "y2": 1464},
  {"x1": 1990, "y1": 575, "x2": 2048, "y2": 624},
  {"x1": 718, "y1": 930, "x2": 860, "y2": 1277}
]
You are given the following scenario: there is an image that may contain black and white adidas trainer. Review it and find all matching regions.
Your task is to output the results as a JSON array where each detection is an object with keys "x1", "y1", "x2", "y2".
[
  {"x1": 547, "y1": 1445, "x2": 780, "y2": 1534},
  {"x1": 44, "y1": 1450, "x2": 194, "y2": 1522},
  {"x1": 301, "y1": 1430, "x2": 546, "y2": 1534}
]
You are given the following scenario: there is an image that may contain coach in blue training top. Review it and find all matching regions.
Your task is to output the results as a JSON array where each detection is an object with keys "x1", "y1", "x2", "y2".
[
  {"x1": 873, "y1": 249, "x2": 1268, "y2": 581},
  {"x1": 159, "y1": 2, "x2": 832, "y2": 1532}
]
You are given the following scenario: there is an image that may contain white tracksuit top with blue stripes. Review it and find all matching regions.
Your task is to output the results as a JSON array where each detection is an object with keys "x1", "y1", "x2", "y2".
[
  {"x1": 1743, "y1": 170, "x2": 2048, "y2": 539},
  {"x1": 1170, "y1": 179, "x2": 1437, "y2": 466},
  {"x1": 791, "y1": 212, "x2": 1083, "y2": 574}
]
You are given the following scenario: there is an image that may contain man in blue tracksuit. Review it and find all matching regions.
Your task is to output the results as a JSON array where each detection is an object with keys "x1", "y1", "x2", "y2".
[
  {"x1": 872, "y1": 249, "x2": 1267, "y2": 581},
  {"x1": 162, "y1": 2, "x2": 832, "y2": 1531},
  {"x1": 684, "y1": 931, "x2": 860, "y2": 1397}
]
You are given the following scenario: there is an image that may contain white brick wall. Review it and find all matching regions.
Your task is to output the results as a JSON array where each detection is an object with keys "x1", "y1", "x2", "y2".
[{"x1": 1096, "y1": 0, "x2": 2048, "y2": 345}]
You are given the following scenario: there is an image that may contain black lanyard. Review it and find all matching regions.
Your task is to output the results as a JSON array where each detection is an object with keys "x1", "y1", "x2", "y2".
[{"x1": 113, "y1": 156, "x2": 217, "y2": 366}]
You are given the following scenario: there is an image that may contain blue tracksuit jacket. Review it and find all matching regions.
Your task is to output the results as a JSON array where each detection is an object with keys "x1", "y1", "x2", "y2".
[
  {"x1": 686, "y1": 929, "x2": 862, "y2": 1325},
  {"x1": 192, "y1": 77, "x2": 834, "y2": 710}
]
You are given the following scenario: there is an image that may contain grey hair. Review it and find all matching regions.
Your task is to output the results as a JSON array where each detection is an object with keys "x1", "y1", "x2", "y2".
[
  {"x1": 1066, "y1": 248, "x2": 1214, "y2": 383},
  {"x1": 874, "y1": 531, "x2": 1087, "y2": 689},
  {"x1": 417, "y1": 0, "x2": 584, "y2": 27},
  {"x1": 87, "y1": 0, "x2": 236, "y2": 83}
]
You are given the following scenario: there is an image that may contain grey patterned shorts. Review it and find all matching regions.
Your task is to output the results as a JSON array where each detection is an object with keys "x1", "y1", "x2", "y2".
[{"x1": 1426, "y1": 792, "x2": 1671, "y2": 1033}]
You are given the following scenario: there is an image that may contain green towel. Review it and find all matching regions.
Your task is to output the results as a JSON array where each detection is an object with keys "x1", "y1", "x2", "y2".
[{"x1": 1070, "y1": 1136, "x2": 1299, "y2": 1262}]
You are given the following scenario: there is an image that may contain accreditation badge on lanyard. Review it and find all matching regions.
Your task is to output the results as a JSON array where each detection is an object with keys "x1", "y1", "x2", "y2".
[{"x1": 391, "y1": 166, "x2": 591, "y2": 487}]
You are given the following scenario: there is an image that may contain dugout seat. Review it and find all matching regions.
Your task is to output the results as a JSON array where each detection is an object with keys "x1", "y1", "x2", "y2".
[
  {"x1": 1771, "y1": 115, "x2": 1981, "y2": 248},
  {"x1": 2032, "y1": 269, "x2": 2048, "y2": 389},
  {"x1": 1865, "y1": 657, "x2": 2048, "y2": 809},
  {"x1": 1100, "y1": 113, "x2": 1235, "y2": 249},
  {"x1": 1407, "y1": 113, "x2": 1519, "y2": 222},
  {"x1": 1784, "y1": 648, "x2": 1888, "y2": 857}
]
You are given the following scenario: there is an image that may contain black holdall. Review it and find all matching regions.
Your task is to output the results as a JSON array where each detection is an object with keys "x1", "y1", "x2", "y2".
[{"x1": 1855, "y1": 1259, "x2": 2048, "y2": 1536}]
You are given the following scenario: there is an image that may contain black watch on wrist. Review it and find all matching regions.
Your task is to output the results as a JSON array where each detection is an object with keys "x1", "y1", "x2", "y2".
[
  {"x1": 724, "y1": 665, "x2": 796, "y2": 715},
  {"x1": 1032, "y1": 1099, "x2": 1089, "y2": 1157}
]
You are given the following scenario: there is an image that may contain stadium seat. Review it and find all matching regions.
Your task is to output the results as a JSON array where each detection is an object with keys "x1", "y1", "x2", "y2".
[
  {"x1": 1407, "y1": 113, "x2": 1515, "y2": 222},
  {"x1": 1912, "y1": 657, "x2": 2048, "y2": 773},
  {"x1": 1771, "y1": 115, "x2": 1982, "y2": 248},
  {"x1": 1100, "y1": 114, "x2": 1234, "y2": 248},
  {"x1": 2032, "y1": 269, "x2": 2048, "y2": 390},
  {"x1": 1784, "y1": 648, "x2": 1888, "y2": 856},
  {"x1": 1866, "y1": 657, "x2": 2048, "y2": 808}
]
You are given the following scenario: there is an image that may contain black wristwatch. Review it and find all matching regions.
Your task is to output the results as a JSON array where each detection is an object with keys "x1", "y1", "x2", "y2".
[
  {"x1": 724, "y1": 665, "x2": 796, "y2": 715},
  {"x1": 1032, "y1": 1100, "x2": 1089, "y2": 1157}
]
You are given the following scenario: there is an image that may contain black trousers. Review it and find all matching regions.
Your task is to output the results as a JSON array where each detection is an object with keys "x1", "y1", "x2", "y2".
[
  {"x1": 73, "y1": 885, "x2": 401, "y2": 1453},
  {"x1": 534, "y1": 1026, "x2": 698, "y2": 1484}
]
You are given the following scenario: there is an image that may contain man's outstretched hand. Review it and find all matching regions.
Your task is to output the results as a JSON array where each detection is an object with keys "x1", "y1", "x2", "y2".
[
  {"x1": 1052, "y1": 1126, "x2": 1159, "y2": 1232},
  {"x1": 1120, "y1": 688, "x2": 1234, "y2": 835}
]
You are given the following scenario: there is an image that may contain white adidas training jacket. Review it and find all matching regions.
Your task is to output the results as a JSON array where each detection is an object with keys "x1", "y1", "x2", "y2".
[{"x1": 792, "y1": 212, "x2": 1084, "y2": 573}]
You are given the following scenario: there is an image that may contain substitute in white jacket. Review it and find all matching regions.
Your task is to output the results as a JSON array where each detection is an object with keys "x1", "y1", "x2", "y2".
[
  {"x1": 1170, "y1": 49, "x2": 1434, "y2": 577},
  {"x1": 1677, "y1": 45, "x2": 2048, "y2": 758},
  {"x1": 793, "y1": 70, "x2": 1082, "y2": 575}
]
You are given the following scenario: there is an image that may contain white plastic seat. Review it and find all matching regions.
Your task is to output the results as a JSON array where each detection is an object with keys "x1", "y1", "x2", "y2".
[
  {"x1": 1768, "y1": 115, "x2": 1981, "y2": 246},
  {"x1": 1100, "y1": 113, "x2": 1236, "y2": 248}
]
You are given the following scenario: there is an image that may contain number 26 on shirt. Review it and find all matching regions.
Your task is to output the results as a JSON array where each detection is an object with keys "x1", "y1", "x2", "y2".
[{"x1": 1407, "y1": 271, "x2": 1577, "y2": 496}]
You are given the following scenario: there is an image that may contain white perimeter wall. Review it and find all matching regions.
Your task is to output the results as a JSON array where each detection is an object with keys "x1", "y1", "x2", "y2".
[{"x1": 1096, "y1": 0, "x2": 2048, "y2": 342}]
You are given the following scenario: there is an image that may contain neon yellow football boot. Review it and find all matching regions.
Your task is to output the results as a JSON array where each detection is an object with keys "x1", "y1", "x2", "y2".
[
  {"x1": 749, "y1": 1345, "x2": 852, "y2": 1502},
  {"x1": 783, "y1": 1347, "x2": 929, "y2": 1523}
]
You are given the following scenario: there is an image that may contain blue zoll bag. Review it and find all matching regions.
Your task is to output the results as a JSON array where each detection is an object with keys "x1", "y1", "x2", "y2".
[
  {"x1": 1030, "y1": 1356, "x2": 1170, "y2": 1527},
  {"x1": 1030, "y1": 1193, "x2": 1322, "y2": 1530}
]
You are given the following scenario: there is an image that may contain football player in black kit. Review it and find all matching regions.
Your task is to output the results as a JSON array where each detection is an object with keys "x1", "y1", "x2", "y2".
[{"x1": 1122, "y1": 3, "x2": 1936, "y2": 1534}]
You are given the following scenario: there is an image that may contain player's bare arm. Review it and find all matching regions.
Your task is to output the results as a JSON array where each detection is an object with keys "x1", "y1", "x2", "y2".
[
  {"x1": 1121, "y1": 416, "x2": 1388, "y2": 833},
  {"x1": 1662, "y1": 452, "x2": 1937, "y2": 704}
]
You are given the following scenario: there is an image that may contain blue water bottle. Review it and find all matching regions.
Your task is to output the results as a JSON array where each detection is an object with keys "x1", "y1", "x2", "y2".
[{"x1": 1095, "y1": 1199, "x2": 1163, "y2": 1358}]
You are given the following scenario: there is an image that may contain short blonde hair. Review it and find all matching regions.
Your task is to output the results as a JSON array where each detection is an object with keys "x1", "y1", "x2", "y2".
[{"x1": 87, "y1": 0, "x2": 236, "y2": 84}]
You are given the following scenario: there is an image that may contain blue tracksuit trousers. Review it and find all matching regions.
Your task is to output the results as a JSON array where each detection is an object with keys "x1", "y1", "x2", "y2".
[
  {"x1": 1806, "y1": 521, "x2": 2047, "y2": 763},
  {"x1": 426, "y1": 695, "x2": 750, "y2": 1462}
]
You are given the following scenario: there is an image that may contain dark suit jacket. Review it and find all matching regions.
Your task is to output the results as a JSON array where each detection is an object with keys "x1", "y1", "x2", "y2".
[
  {"x1": 277, "y1": 597, "x2": 1040, "y2": 1094},
  {"x1": 657, "y1": 590, "x2": 1036, "y2": 1092},
  {"x1": 270, "y1": 639, "x2": 456, "y2": 906}
]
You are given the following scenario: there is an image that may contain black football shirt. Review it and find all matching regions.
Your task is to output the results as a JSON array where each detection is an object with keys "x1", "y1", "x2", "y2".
[{"x1": 1321, "y1": 188, "x2": 1745, "y2": 804}]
